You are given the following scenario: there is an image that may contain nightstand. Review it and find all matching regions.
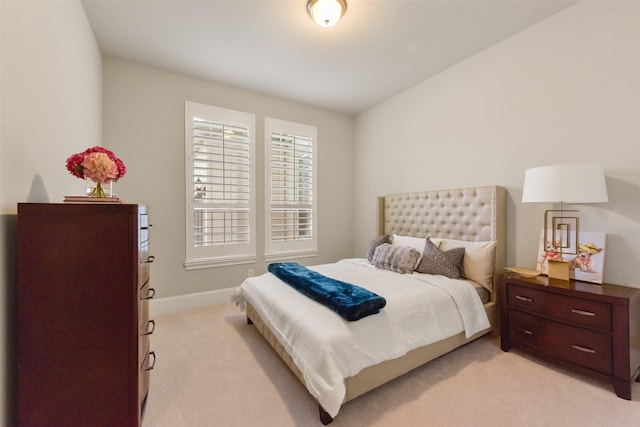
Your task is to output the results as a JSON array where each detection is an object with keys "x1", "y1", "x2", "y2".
[{"x1": 500, "y1": 274, "x2": 640, "y2": 400}]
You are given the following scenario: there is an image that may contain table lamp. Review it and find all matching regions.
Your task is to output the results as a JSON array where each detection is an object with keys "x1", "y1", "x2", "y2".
[{"x1": 522, "y1": 164, "x2": 608, "y2": 281}]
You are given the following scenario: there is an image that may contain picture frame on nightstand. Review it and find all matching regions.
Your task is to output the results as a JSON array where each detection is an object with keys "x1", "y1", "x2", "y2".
[{"x1": 536, "y1": 229, "x2": 606, "y2": 284}]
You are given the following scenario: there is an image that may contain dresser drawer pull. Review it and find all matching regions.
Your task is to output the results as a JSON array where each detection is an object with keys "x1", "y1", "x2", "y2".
[
  {"x1": 572, "y1": 345, "x2": 596, "y2": 354},
  {"x1": 142, "y1": 287, "x2": 155, "y2": 300},
  {"x1": 571, "y1": 309, "x2": 596, "y2": 317},
  {"x1": 143, "y1": 319, "x2": 156, "y2": 336},
  {"x1": 142, "y1": 351, "x2": 156, "y2": 371},
  {"x1": 517, "y1": 327, "x2": 534, "y2": 336},
  {"x1": 144, "y1": 255, "x2": 155, "y2": 263},
  {"x1": 515, "y1": 295, "x2": 534, "y2": 303}
]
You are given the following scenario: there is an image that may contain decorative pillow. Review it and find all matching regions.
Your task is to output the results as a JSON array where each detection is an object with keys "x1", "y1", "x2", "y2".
[
  {"x1": 438, "y1": 239, "x2": 498, "y2": 290},
  {"x1": 367, "y1": 234, "x2": 392, "y2": 262},
  {"x1": 415, "y1": 238, "x2": 465, "y2": 279},
  {"x1": 371, "y1": 243, "x2": 421, "y2": 274}
]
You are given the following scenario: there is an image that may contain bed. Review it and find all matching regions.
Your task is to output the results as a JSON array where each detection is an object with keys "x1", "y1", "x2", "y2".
[{"x1": 232, "y1": 185, "x2": 506, "y2": 424}]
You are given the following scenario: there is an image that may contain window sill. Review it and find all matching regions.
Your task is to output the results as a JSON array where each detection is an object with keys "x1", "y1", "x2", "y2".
[
  {"x1": 184, "y1": 255, "x2": 257, "y2": 270},
  {"x1": 264, "y1": 250, "x2": 318, "y2": 262}
]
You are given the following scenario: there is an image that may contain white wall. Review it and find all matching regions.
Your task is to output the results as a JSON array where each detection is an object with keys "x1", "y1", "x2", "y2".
[
  {"x1": 354, "y1": 1, "x2": 640, "y2": 288},
  {"x1": 103, "y1": 58, "x2": 354, "y2": 300},
  {"x1": 0, "y1": 1, "x2": 102, "y2": 424}
]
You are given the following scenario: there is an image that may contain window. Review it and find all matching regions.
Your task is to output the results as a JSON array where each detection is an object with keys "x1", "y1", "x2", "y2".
[
  {"x1": 265, "y1": 118, "x2": 318, "y2": 260},
  {"x1": 185, "y1": 101, "x2": 255, "y2": 269}
]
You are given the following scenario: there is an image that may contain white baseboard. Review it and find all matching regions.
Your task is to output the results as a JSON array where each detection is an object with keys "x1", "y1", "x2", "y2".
[{"x1": 150, "y1": 287, "x2": 235, "y2": 316}]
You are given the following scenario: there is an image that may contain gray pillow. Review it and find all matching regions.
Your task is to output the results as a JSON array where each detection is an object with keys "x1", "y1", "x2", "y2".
[
  {"x1": 367, "y1": 234, "x2": 392, "y2": 262},
  {"x1": 371, "y1": 243, "x2": 420, "y2": 274},
  {"x1": 415, "y1": 238, "x2": 465, "y2": 279}
]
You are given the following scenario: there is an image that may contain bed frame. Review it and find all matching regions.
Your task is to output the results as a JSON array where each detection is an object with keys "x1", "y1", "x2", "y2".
[{"x1": 246, "y1": 185, "x2": 506, "y2": 424}]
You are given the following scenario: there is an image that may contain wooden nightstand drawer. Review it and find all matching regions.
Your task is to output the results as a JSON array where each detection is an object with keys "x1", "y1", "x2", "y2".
[
  {"x1": 510, "y1": 310, "x2": 612, "y2": 375},
  {"x1": 508, "y1": 284, "x2": 612, "y2": 330}
]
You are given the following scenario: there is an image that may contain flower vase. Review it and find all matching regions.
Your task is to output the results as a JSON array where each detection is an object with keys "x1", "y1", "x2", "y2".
[{"x1": 86, "y1": 180, "x2": 113, "y2": 198}]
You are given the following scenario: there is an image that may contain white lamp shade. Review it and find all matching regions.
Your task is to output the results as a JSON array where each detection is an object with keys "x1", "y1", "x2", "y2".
[
  {"x1": 522, "y1": 164, "x2": 608, "y2": 203},
  {"x1": 307, "y1": 0, "x2": 346, "y2": 27}
]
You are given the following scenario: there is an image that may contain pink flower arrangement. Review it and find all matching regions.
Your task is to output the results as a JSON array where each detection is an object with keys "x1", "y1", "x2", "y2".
[{"x1": 66, "y1": 146, "x2": 126, "y2": 197}]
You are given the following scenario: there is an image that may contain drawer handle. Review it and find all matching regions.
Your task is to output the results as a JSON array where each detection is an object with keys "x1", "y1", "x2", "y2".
[
  {"x1": 143, "y1": 319, "x2": 156, "y2": 336},
  {"x1": 572, "y1": 345, "x2": 596, "y2": 354},
  {"x1": 142, "y1": 351, "x2": 156, "y2": 371},
  {"x1": 142, "y1": 287, "x2": 155, "y2": 300},
  {"x1": 515, "y1": 295, "x2": 534, "y2": 303},
  {"x1": 517, "y1": 327, "x2": 534, "y2": 336},
  {"x1": 571, "y1": 309, "x2": 596, "y2": 317},
  {"x1": 144, "y1": 255, "x2": 156, "y2": 263}
]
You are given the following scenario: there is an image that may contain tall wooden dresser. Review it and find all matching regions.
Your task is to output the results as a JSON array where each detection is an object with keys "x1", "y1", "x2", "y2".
[{"x1": 17, "y1": 203, "x2": 155, "y2": 427}]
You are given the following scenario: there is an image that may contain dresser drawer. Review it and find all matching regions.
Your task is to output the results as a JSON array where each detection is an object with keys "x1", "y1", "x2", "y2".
[
  {"x1": 139, "y1": 244, "x2": 150, "y2": 286},
  {"x1": 508, "y1": 284, "x2": 611, "y2": 330},
  {"x1": 139, "y1": 280, "x2": 152, "y2": 324},
  {"x1": 139, "y1": 334, "x2": 150, "y2": 369},
  {"x1": 139, "y1": 350, "x2": 154, "y2": 413},
  {"x1": 139, "y1": 213, "x2": 149, "y2": 245},
  {"x1": 139, "y1": 318, "x2": 155, "y2": 368},
  {"x1": 138, "y1": 211, "x2": 152, "y2": 286},
  {"x1": 138, "y1": 279, "x2": 154, "y2": 366},
  {"x1": 509, "y1": 310, "x2": 612, "y2": 375}
]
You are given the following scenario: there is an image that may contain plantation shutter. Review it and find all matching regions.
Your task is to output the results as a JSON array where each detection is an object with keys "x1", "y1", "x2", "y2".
[
  {"x1": 192, "y1": 118, "x2": 251, "y2": 246},
  {"x1": 269, "y1": 132, "x2": 313, "y2": 241},
  {"x1": 185, "y1": 101, "x2": 255, "y2": 269},
  {"x1": 265, "y1": 118, "x2": 317, "y2": 260}
]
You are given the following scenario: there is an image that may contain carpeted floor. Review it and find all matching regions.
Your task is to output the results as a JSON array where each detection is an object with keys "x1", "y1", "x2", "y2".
[{"x1": 143, "y1": 303, "x2": 640, "y2": 427}]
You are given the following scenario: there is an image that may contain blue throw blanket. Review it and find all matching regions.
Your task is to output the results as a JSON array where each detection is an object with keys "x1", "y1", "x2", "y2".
[{"x1": 268, "y1": 262, "x2": 386, "y2": 321}]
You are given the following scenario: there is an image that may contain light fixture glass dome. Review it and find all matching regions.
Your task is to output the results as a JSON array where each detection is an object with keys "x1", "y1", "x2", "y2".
[{"x1": 307, "y1": 0, "x2": 347, "y2": 27}]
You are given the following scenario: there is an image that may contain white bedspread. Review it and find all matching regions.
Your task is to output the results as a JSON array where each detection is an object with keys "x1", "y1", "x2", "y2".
[{"x1": 231, "y1": 258, "x2": 490, "y2": 418}]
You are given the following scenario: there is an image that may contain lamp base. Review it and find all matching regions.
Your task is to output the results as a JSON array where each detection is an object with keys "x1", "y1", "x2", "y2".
[{"x1": 548, "y1": 259, "x2": 571, "y2": 281}]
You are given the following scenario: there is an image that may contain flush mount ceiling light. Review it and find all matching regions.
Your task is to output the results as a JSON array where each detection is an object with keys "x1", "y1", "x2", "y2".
[{"x1": 307, "y1": 0, "x2": 347, "y2": 27}]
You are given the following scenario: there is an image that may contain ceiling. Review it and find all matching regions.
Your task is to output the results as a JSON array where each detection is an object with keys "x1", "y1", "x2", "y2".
[{"x1": 81, "y1": 0, "x2": 575, "y2": 115}]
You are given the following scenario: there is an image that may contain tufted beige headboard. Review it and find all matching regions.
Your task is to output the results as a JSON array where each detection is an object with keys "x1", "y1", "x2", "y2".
[{"x1": 377, "y1": 185, "x2": 506, "y2": 298}]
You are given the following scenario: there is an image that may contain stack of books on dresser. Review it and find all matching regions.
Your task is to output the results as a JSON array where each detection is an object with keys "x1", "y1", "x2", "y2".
[{"x1": 63, "y1": 196, "x2": 124, "y2": 204}]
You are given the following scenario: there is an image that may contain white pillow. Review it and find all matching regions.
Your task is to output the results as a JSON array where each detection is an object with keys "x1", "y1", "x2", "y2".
[
  {"x1": 392, "y1": 234, "x2": 442, "y2": 249},
  {"x1": 438, "y1": 239, "x2": 497, "y2": 290},
  {"x1": 392, "y1": 234, "x2": 426, "y2": 253}
]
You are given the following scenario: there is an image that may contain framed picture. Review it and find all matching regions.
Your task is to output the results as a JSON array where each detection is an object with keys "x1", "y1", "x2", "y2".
[{"x1": 536, "y1": 229, "x2": 606, "y2": 284}]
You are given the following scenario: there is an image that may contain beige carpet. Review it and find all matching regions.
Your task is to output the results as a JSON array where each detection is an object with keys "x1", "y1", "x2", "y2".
[{"x1": 143, "y1": 303, "x2": 640, "y2": 427}]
